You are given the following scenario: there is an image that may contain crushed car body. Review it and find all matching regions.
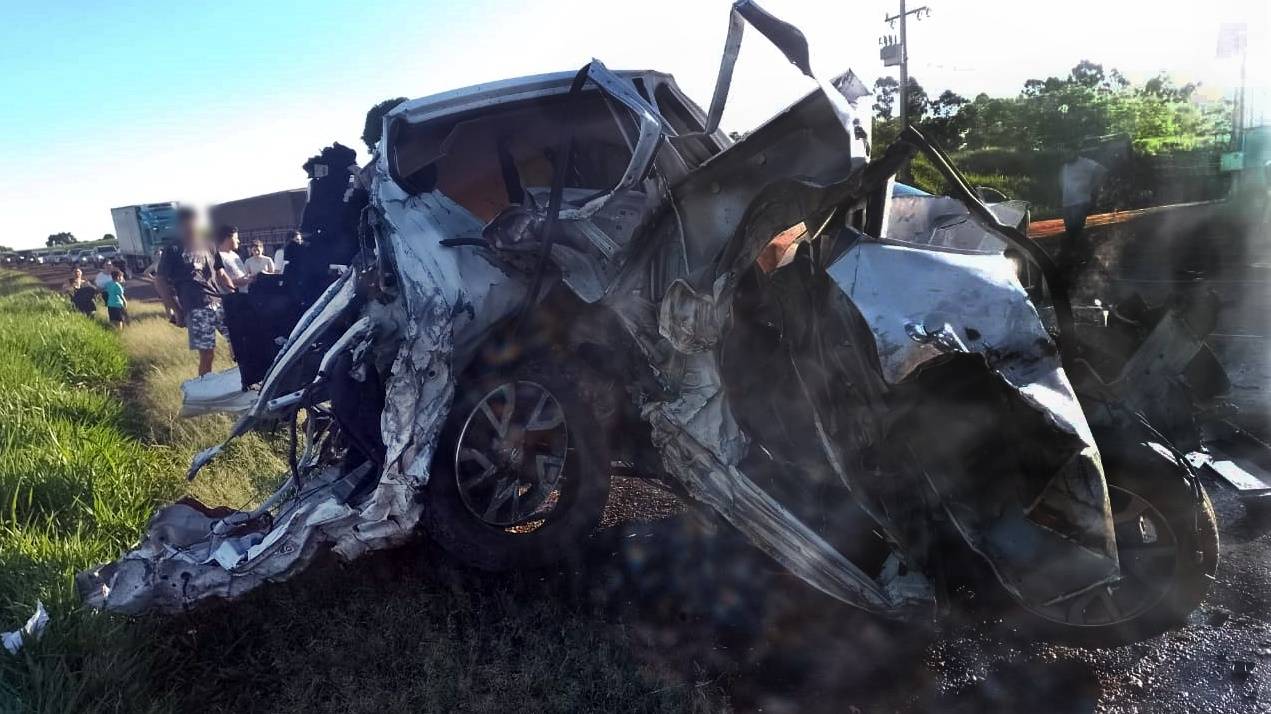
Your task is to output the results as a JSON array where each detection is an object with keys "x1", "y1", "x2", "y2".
[{"x1": 79, "y1": 1, "x2": 1215, "y2": 643}]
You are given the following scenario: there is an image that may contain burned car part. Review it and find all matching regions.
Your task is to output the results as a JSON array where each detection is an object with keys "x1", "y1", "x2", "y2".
[
  {"x1": 79, "y1": 0, "x2": 1215, "y2": 645},
  {"x1": 1074, "y1": 288, "x2": 1271, "y2": 509}
]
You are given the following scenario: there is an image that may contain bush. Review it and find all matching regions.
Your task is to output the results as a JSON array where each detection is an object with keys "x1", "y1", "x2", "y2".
[{"x1": 903, "y1": 155, "x2": 1050, "y2": 216}]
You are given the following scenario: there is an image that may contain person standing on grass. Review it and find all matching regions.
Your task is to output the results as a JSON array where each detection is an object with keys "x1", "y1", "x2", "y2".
[
  {"x1": 66, "y1": 267, "x2": 97, "y2": 316},
  {"x1": 65, "y1": 267, "x2": 86, "y2": 291},
  {"x1": 92, "y1": 261, "x2": 114, "y2": 301},
  {"x1": 243, "y1": 239, "x2": 275, "y2": 276},
  {"x1": 103, "y1": 269, "x2": 127, "y2": 329},
  {"x1": 154, "y1": 207, "x2": 232, "y2": 376},
  {"x1": 92, "y1": 261, "x2": 113, "y2": 292},
  {"x1": 214, "y1": 224, "x2": 253, "y2": 292},
  {"x1": 1059, "y1": 147, "x2": 1108, "y2": 266},
  {"x1": 273, "y1": 230, "x2": 303, "y2": 274}
]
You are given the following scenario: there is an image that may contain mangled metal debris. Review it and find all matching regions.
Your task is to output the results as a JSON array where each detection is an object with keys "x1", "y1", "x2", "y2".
[
  {"x1": 78, "y1": 0, "x2": 1217, "y2": 645},
  {"x1": 2, "y1": 602, "x2": 48, "y2": 655}
]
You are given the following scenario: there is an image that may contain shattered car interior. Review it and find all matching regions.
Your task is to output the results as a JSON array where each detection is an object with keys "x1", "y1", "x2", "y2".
[{"x1": 78, "y1": 0, "x2": 1218, "y2": 647}]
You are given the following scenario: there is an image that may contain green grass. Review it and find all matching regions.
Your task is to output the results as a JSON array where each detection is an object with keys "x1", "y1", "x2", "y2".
[
  {"x1": 0, "y1": 270, "x2": 715, "y2": 713},
  {"x1": 0, "y1": 272, "x2": 181, "y2": 712},
  {"x1": 116, "y1": 299, "x2": 286, "y2": 508},
  {"x1": 0, "y1": 275, "x2": 172, "y2": 608}
]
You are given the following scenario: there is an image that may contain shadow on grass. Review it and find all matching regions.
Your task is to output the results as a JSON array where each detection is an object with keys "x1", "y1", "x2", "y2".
[
  {"x1": 122, "y1": 503, "x2": 955, "y2": 713},
  {"x1": 139, "y1": 537, "x2": 723, "y2": 714}
]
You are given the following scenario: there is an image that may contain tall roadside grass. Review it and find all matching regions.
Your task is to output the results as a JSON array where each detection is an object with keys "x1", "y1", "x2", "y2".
[
  {"x1": 0, "y1": 272, "x2": 181, "y2": 711},
  {"x1": 117, "y1": 300, "x2": 285, "y2": 507},
  {"x1": 0, "y1": 274, "x2": 287, "y2": 711},
  {"x1": 0, "y1": 274, "x2": 173, "y2": 609}
]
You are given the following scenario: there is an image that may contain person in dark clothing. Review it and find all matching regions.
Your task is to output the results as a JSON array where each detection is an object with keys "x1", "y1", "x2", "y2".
[
  {"x1": 66, "y1": 267, "x2": 98, "y2": 316},
  {"x1": 273, "y1": 229, "x2": 303, "y2": 274},
  {"x1": 154, "y1": 207, "x2": 233, "y2": 376}
]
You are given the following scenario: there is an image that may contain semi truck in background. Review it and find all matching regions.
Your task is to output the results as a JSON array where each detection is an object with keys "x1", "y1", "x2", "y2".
[
  {"x1": 111, "y1": 202, "x2": 181, "y2": 273},
  {"x1": 209, "y1": 189, "x2": 307, "y2": 256}
]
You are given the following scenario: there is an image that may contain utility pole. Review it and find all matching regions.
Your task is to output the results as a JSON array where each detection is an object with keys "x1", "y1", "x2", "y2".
[
  {"x1": 1217, "y1": 22, "x2": 1248, "y2": 149},
  {"x1": 1237, "y1": 44, "x2": 1247, "y2": 140},
  {"x1": 882, "y1": 1, "x2": 931, "y2": 129}
]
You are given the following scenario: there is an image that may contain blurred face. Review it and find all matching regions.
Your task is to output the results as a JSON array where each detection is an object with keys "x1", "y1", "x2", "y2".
[
  {"x1": 179, "y1": 216, "x2": 199, "y2": 245},
  {"x1": 221, "y1": 232, "x2": 240, "y2": 252},
  {"x1": 250, "y1": 243, "x2": 263, "y2": 256},
  {"x1": 72, "y1": 268, "x2": 81, "y2": 279}
]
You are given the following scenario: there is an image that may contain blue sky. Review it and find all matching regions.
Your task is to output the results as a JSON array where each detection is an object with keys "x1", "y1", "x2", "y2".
[{"x1": 1, "y1": 0, "x2": 1266, "y2": 249}]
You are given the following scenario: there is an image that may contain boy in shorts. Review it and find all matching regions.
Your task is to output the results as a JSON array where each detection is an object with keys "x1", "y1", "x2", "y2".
[{"x1": 103, "y1": 270, "x2": 128, "y2": 328}]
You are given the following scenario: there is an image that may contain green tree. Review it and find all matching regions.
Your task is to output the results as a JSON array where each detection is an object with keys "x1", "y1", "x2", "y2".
[
  {"x1": 924, "y1": 90, "x2": 970, "y2": 149},
  {"x1": 960, "y1": 93, "x2": 1019, "y2": 149},
  {"x1": 1141, "y1": 73, "x2": 1196, "y2": 103},
  {"x1": 102, "y1": 233, "x2": 116, "y2": 242},
  {"x1": 872, "y1": 76, "x2": 931, "y2": 147},
  {"x1": 1069, "y1": 60, "x2": 1105, "y2": 90},
  {"x1": 362, "y1": 97, "x2": 408, "y2": 153},
  {"x1": 872, "y1": 76, "x2": 928, "y2": 121},
  {"x1": 903, "y1": 76, "x2": 930, "y2": 123},
  {"x1": 46, "y1": 232, "x2": 76, "y2": 246},
  {"x1": 873, "y1": 77, "x2": 899, "y2": 119}
]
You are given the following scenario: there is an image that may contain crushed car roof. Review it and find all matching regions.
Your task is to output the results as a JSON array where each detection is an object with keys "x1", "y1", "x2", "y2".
[{"x1": 388, "y1": 69, "x2": 671, "y2": 127}]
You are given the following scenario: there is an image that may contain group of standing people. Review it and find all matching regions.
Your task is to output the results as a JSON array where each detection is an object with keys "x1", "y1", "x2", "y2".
[
  {"x1": 153, "y1": 207, "x2": 302, "y2": 376},
  {"x1": 65, "y1": 261, "x2": 129, "y2": 329}
]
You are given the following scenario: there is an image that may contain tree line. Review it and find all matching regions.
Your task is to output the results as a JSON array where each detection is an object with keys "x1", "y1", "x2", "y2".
[
  {"x1": 873, "y1": 60, "x2": 1231, "y2": 155},
  {"x1": 869, "y1": 60, "x2": 1233, "y2": 215}
]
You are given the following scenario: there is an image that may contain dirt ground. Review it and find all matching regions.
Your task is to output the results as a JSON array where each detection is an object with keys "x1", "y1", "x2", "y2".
[
  {"x1": 24, "y1": 260, "x2": 158, "y2": 301},
  {"x1": 569, "y1": 481, "x2": 1271, "y2": 713}
]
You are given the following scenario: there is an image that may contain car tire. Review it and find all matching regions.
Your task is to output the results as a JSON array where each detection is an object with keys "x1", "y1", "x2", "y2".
[
  {"x1": 1012, "y1": 439, "x2": 1219, "y2": 647},
  {"x1": 420, "y1": 358, "x2": 611, "y2": 571}
]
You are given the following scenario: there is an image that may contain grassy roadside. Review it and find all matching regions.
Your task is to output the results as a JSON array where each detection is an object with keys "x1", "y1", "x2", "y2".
[
  {"x1": 0, "y1": 271, "x2": 179, "y2": 710},
  {"x1": 0, "y1": 271, "x2": 713, "y2": 713},
  {"x1": 113, "y1": 298, "x2": 284, "y2": 508}
]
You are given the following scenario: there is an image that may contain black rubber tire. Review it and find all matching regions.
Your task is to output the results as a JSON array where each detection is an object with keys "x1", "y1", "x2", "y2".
[
  {"x1": 1015, "y1": 439, "x2": 1219, "y2": 647},
  {"x1": 420, "y1": 360, "x2": 611, "y2": 571}
]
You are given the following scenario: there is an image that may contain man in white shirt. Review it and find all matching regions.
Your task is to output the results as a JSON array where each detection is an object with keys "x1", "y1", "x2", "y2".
[
  {"x1": 1059, "y1": 150, "x2": 1108, "y2": 265},
  {"x1": 92, "y1": 265, "x2": 114, "y2": 293},
  {"x1": 215, "y1": 225, "x2": 252, "y2": 292}
]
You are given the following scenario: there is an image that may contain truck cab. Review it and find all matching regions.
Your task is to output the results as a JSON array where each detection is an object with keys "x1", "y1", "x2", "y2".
[{"x1": 111, "y1": 202, "x2": 181, "y2": 273}]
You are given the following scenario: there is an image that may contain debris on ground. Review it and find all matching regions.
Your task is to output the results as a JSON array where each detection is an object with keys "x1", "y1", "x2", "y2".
[{"x1": 2, "y1": 602, "x2": 48, "y2": 655}]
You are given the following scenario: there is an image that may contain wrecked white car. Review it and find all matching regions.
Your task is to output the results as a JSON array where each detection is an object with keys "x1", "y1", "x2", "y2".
[{"x1": 79, "y1": 1, "x2": 1216, "y2": 646}]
